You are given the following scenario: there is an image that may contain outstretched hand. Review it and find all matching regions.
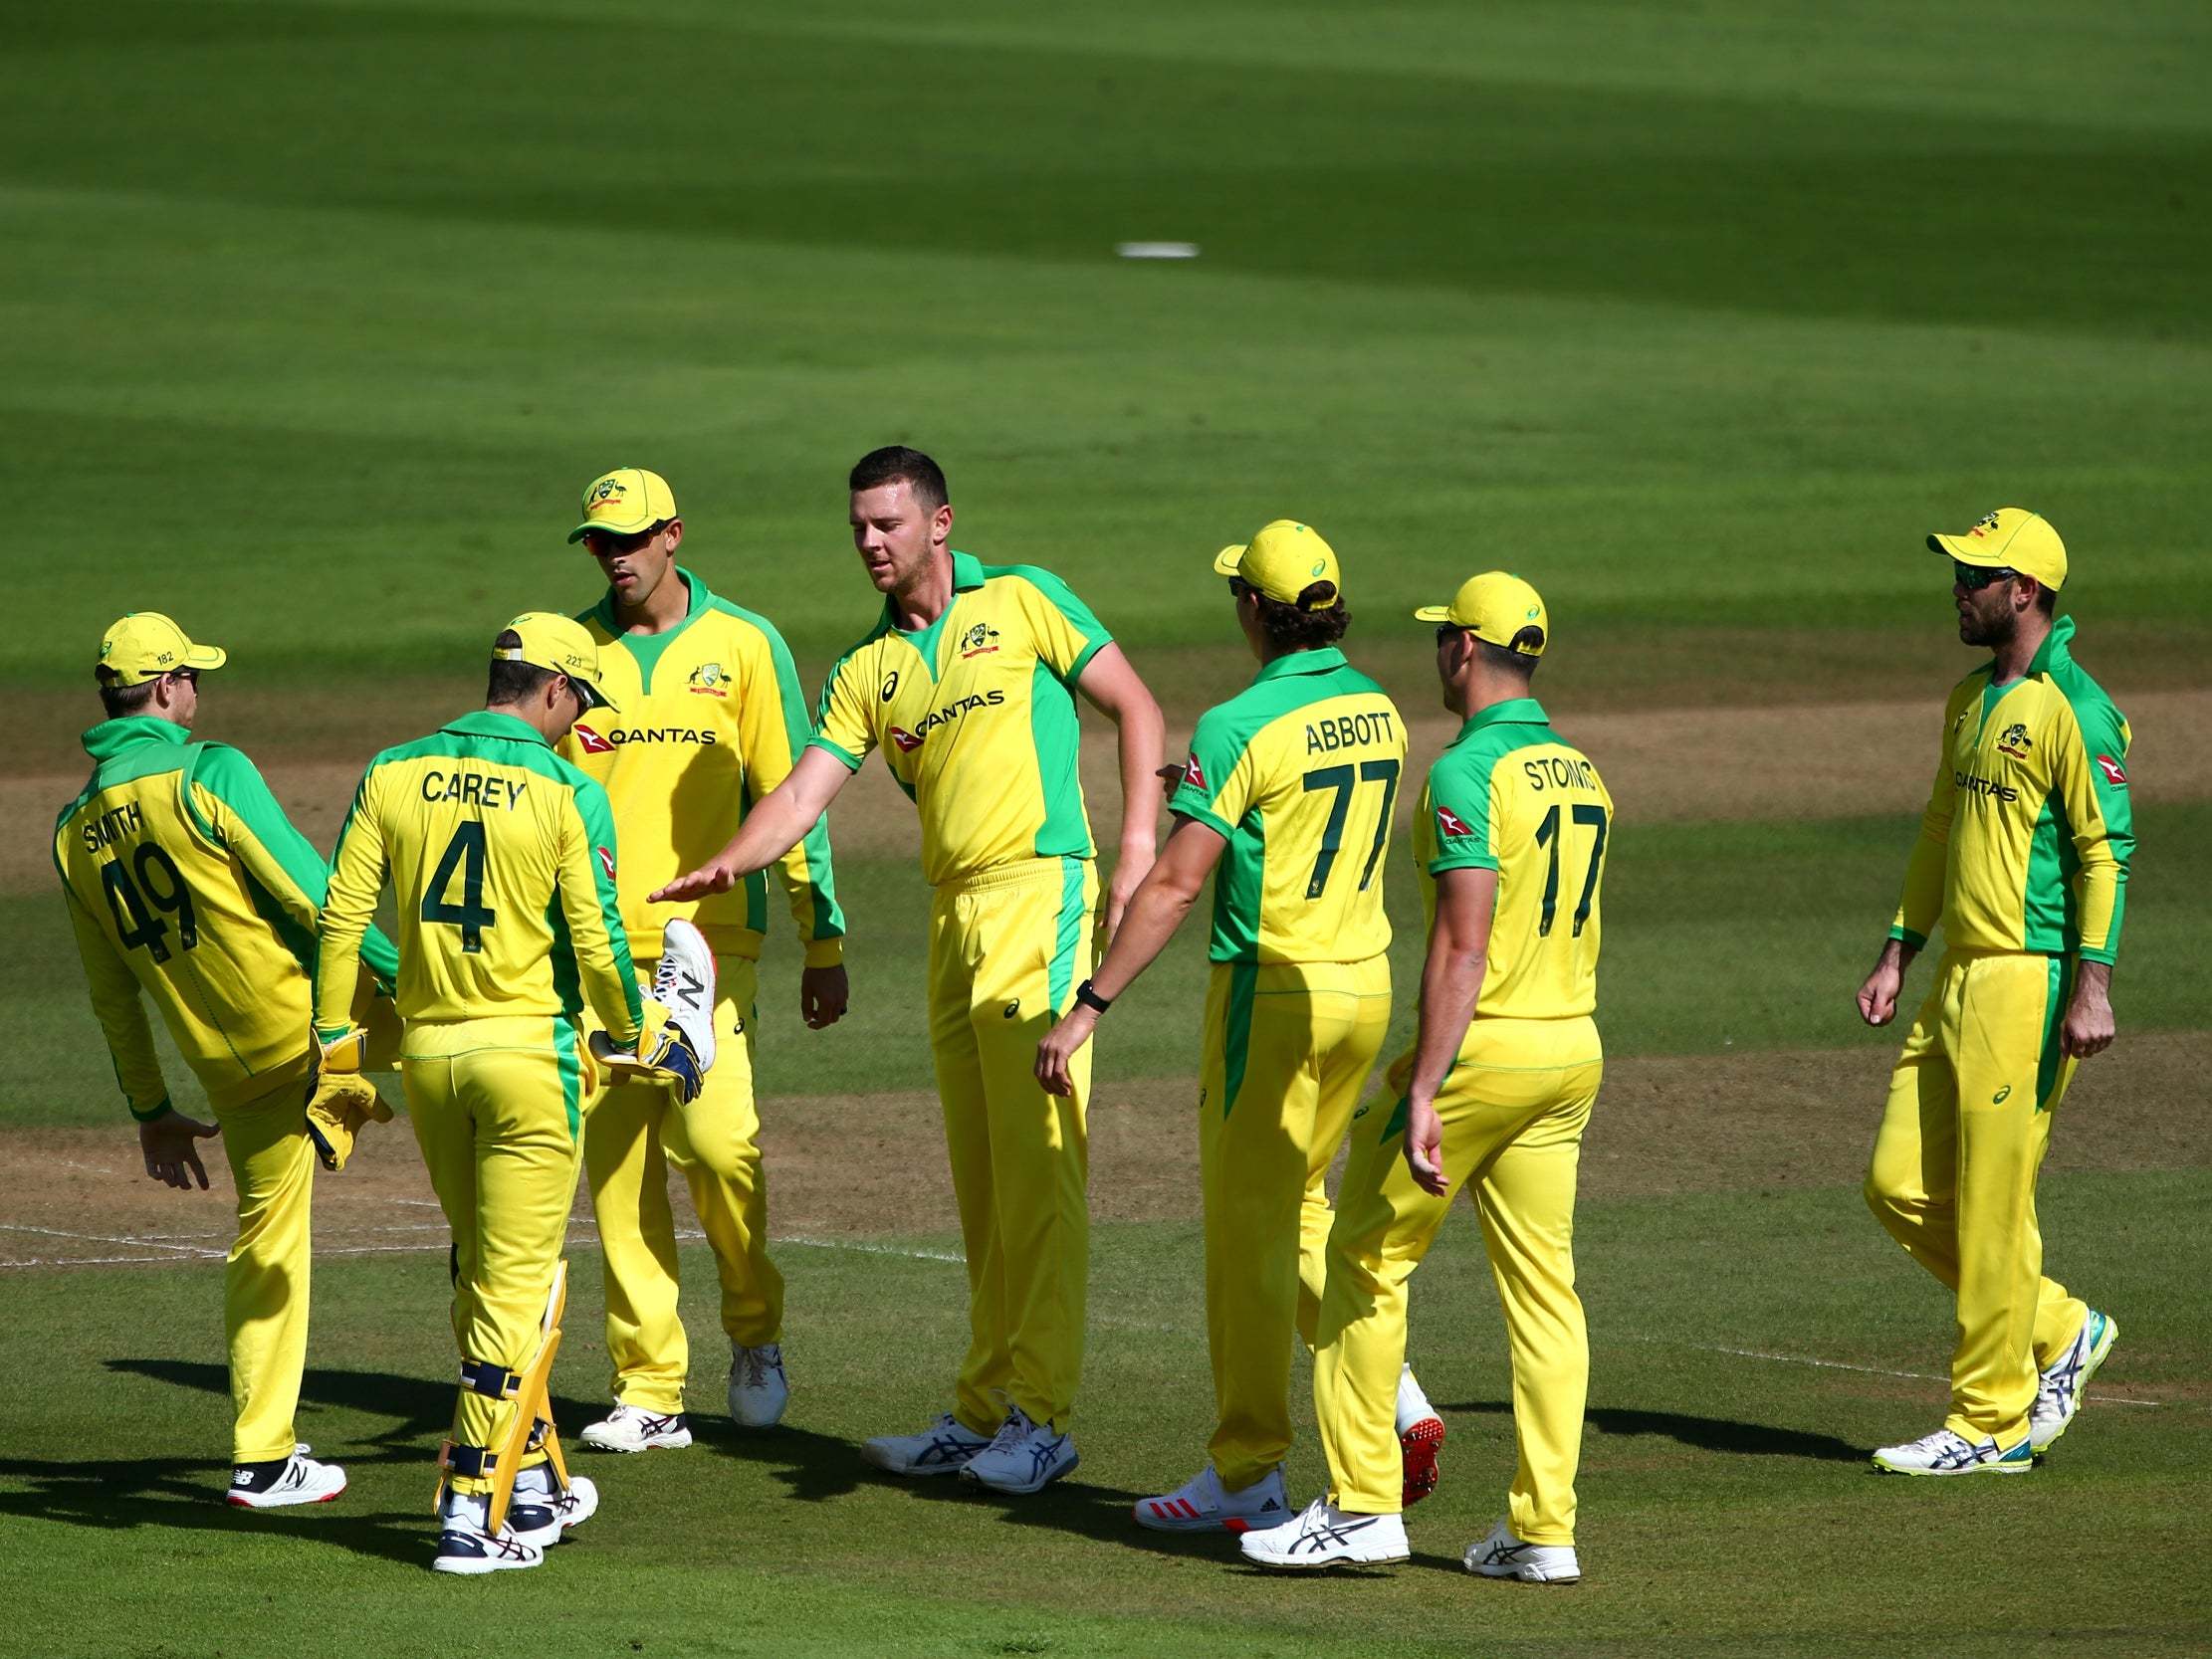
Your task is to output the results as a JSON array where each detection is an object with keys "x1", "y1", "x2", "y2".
[
  {"x1": 140, "y1": 1112, "x2": 220, "y2": 1191},
  {"x1": 651, "y1": 861, "x2": 739, "y2": 905}
]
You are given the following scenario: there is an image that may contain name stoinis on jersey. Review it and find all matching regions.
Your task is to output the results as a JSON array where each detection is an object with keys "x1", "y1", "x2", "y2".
[
  {"x1": 1521, "y1": 754, "x2": 1601, "y2": 794},
  {"x1": 419, "y1": 769, "x2": 529, "y2": 808}
]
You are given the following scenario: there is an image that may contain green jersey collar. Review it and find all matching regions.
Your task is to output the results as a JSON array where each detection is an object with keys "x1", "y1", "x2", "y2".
[
  {"x1": 444, "y1": 709, "x2": 553, "y2": 748},
  {"x1": 81, "y1": 715, "x2": 190, "y2": 762},
  {"x1": 594, "y1": 563, "x2": 712, "y2": 635},
  {"x1": 1455, "y1": 696, "x2": 1549, "y2": 740},
  {"x1": 2025, "y1": 614, "x2": 2076, "y2": 678},
  {"x1": 879, "y1": 550, "x2": 987, "y2": 631},
  {"x1": 1252, "y1": 646, "x2": 1349, "y2": 684}
]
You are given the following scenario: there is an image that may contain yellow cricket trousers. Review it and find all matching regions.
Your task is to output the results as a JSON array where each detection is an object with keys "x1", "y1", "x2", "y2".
[
  {"x1": 930, "y1": 856, "x2": 1097, "y2": 1436},
  {"x1": 584, "y1": 954, "x2": 779, "y2": 1413},
  {"x1": 1200, "y1": 954, "x2": 1392, "y2": 1492},
  {"x1": 1866, "y1": 948, "x2": 2087, "y2": 1446},
  {"x1": 402, "y1": 1015, "x2": 590, "y2": 1493},
  {"x1": 1316, "y1": 1014, "x2": 1602, "y2": 1543},
  {"x1": 220, "y1": 975, "x2": 399, "y2": 1464}
]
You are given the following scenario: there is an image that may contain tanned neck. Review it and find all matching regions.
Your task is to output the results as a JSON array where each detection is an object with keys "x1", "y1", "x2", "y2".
[
  {"x1": 618, "y1": 568, "x2": 691, "y2": 636},
  {"x1": 890, "y1": 552, "x2": 957, "y2": 633},
  {"x1": 1990, "y1": 614, "x2": 2052, "y2": 686}
]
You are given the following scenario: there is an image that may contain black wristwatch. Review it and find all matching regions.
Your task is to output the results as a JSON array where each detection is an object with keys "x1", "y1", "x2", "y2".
[{"x1": 1073, "y1": 978, "x2": 1114, "y2": 1015}]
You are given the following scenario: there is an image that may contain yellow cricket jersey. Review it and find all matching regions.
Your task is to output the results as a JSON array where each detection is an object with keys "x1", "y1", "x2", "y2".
[
  {"x1": 563, "y1": 567, "x2": 844, "y2": 964},
  {"x1": 315, "y1": 711, "x2": 644, "y2": 1045},
  {"x1": 53, "y1": 717, "x2": 399, "y2": 1116},
  {"x1": 1167, "y1": 647, "x2": 1405, "y2": 964},
  {"x1": 1417, "y1": 698, "x2": 1613, "y2": 1021},
  {"x1": 809, "y1": 550, "x2": 1112, "y2": 886},
  {"x1": 1889, "y1": 617, "x2": 2132, "y2": 963}
]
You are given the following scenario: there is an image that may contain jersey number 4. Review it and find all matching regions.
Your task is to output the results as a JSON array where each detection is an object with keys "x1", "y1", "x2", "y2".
[
  {"x1": 101, "y1": 845, "x2": 199, "y2": 962},
  {"x1": 1533, "y1": 803, "x2": 1608, "y2": 937},
  {"x1": 1301, "y1": 760, "x2": 1402, "y2": 899},
  {"x1": 422, "y1": 821, "x2": 497, "y2": 953}
]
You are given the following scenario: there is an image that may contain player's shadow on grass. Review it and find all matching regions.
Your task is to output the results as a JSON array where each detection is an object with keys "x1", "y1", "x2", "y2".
[{"x1": 1440, "y1": 1398, "x2": 1864, "y2": 1462}]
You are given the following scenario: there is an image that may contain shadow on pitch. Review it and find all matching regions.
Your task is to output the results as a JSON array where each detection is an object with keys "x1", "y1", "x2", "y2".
[{"x1": 1438, "y1": 1397, "x2": 1864, "y2": 1463}]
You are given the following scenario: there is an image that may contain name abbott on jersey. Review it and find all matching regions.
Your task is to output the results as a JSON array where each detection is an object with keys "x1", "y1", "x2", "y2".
[{"x1": 1305, "y1": 711, "x2": 1397, "y2": 754}]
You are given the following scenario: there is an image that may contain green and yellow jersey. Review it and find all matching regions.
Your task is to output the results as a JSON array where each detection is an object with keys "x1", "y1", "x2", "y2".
[
  {"x1": 809, "y1": 550, "x2": 1112, "y2": 886},
  {"x1": 54, "y1": 717, "x2": 400, "y2": 1117},
  {"x1": 563, "y1": 567, "x2": 844, "y2": 964},
  {"x1": 1168, "y1": 647, "x2": 1405, "y2": 965},
  {"x1": 1418, "y1": 698, "x2": 1613, "y2": 1022},
  {"x1": 315, "y1": 711, "x2": 644, "y2": 1045},
  {"x1": 1889, "y1": 617, "x2": 2131, "y2": 963}
]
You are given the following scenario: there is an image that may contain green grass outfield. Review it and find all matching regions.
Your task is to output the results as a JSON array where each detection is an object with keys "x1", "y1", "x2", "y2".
[{"x1": 4, "y1": 0, "x2": 2210, "y2": 1655}]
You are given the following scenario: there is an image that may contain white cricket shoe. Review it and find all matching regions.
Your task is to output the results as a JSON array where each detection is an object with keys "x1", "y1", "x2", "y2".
[
  {"x1": 960, "y1": 1405, "x2": 1080, "y2": 1495},
  {"x1": 579, "y1": 1401, "x2": 694, "y2": 1454},
  {"x1": 1466, "y1": 1519, "x2": 1581, "y2": 1582},
  {"x1": 1133, "y1": 1464, "x2": 1291, "y2": 1533},
  {"x1": 432, "y1": 1491, "x2": 545, "y2": 1575},
  {"x1": 1872, "y1": 1426, "x2": 2032, "y2": 1476},
  {"x1": 651, "y1": 918, "x2": 718, "y2": 1074},
  {"x1": 1238, "y1": 1498, "x2": 1410, "y2": 1570},
  {"x1": 730, "y1": 1343, "x2": 789, "y2": 1428},
  {"x1": 861, "y1": 1412, "x2": 994, "y2": 1477},
  {"x1": 508, "y1": 1467, "x2": 598, "y2": 1549},
  {"x1": 226, "y1": 1442, "x2": 346, "y2": 1509},
  {"x1": 1397, "y1": 1363, "x2": 1445, "y2": 1507},
  {"x1": 2030, "y1": 1309, "x2": 2117, "y2": 1452}
]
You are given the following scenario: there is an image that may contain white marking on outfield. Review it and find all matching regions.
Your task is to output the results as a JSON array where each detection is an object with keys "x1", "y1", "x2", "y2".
[
  {"x1": 0, "y1": 1222, "x2": 223, "y2": 1261},
  {"x1": 1115, "y1": 241, "x2": 1200, "y2": 259},
  {"x1": 780, "y1": 1235, "x2": 966, "y2": 1265},
  {"x1": 1678, "y1": 1339, "x2": 2161, "y2": 1408}
]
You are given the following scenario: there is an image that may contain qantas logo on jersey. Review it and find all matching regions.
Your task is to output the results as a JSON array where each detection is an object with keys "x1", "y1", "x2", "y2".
[
  {"x1": 1954, "y1": 770, "x2": 2020, "y2": 804},
  {"x1": 1436, "y1": 804, "x2": 1473, "y2": 838},
  {"x1": 2096, "y1": 753, "x2": 2127, "y2": 786},
  {"x1": 596, "y1": 846, "x2": 617, "y2": 881},
  {"x1": 597, "y1": 726, "x2": 719, "y2": 746},
  {"x1": 1182, "y1": 753, "x2": 1207, "y2": 792},
  {"x1": 888, "y1": 690, "x2": 1006, "y2": 753},
  {"x1": 572, "y1": 724, "x2": 615, "y2": 754}
]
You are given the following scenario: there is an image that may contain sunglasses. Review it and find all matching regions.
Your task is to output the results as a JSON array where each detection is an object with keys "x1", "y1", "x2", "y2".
[
  {"x1": 582, "y1": 524, "x2": 663, "y2": 557},
  {"x1": 1435, "y1": 623, "x2": 1468, "y2": 646},
  {"x1": 1952, "y1": 561, "x2": 2016, "y2": 592}
]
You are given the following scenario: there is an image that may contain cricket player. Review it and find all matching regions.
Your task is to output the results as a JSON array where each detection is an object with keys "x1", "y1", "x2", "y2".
[
  {"x1": 315, "y1": 614, "x2": 718, "y2": 1573},
  {"x1": 1859, "y1": 510, "x2": 2130, "y2": 1476},
  {"x1": 1034, "y1": 520, "x2": 1443, "y2": 1533},
  {"x1": 558, "y1": 468, "x2": 847, "y2": 1450},
  {"x1": 55, "y1": 612, "x2": 402, "y2": 1508},
  {"x1": 1242, "y1": 571, "x2": 1611, "y2": 1580},
  {"x1": 655, "y1": 446, "x2": 1164, "y2": 1494}
]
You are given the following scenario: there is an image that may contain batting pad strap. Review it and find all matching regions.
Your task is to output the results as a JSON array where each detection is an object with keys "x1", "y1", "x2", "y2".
[
  {"x1": 459, "y1": 1358, "x2": 522, "y2": 1399},
  {"x1": 438, "y1": 1439, "x2": 499, "y2": 1478}
]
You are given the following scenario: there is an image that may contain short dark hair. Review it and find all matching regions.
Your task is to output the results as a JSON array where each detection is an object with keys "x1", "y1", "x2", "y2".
[
  {"x1": 2035, "y1": 584, "x2": 2058, "y2": 616},
  {"x1": 1474, "y1": 626, "x2": 1544, "y2": 679},
  {"x1": 849, "y1": 446, "x2": 948, "y2": 514},
  {"x1": 486, "y1": 629, "x2": 558, "y2": 707},
  {"x1": 1246, "y1": 580, "x2": 1350, "y2": 651},
  {"x1": 97, "y1": 672, "x2": 157, "y2": 720}
]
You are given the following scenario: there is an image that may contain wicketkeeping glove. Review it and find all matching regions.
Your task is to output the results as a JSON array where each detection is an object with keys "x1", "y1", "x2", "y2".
[
  {"x1": 305, "y1": 1026, "x2": 393, "y2": 1172},
  {"x1": 587, "y1": 1000, "x2": 709, "y2": 1105}
]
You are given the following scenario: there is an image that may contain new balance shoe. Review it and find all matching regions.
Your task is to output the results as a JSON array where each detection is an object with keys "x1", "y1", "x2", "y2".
[
  {"x1": 1465, "y1": 1520, "x2": 1581, "y2": 1583},
  {"x1": 579, "y1": 1401, "x2": 693, "y2": 1454},
  {"x1": 650, "y1": 918, "x2": 717, "y2": 1075},
  {"x1": 2030, "y1": 1309, "x2": 2117, "y2": 1452},
  {"x1": 1396, "y1": 1363, "x2": 1445, "y2": 1508},
  {"x1": 432, "y1": 1491, "x2": 544, "y2": 1575},
  {"x1": 1871, "y1": 1426, "x2": 2033, "y2": 1476},
  {"x1": 508, "y1": 1468, "x2": 598, "y2": 1549},
  {"x1": 1238, "y1": 1498, "x2": 1410, "y2": 1570},
  {"x1": 960, "y1": 1405, "x2": 1079, "y2": 1495},
  {"x1": 730, "y1": 1343, "x2": 789, "y2": 1428},
  {"x1": 861, "y1": 1412, "x2": 994, "y2": 1477},
  {"x1": 1133, "y1": 1464, "x2": 1290, "y2": 1533},
  {"x1": 227, "y1": 1443, "x2": 346, "y2": 1509}
]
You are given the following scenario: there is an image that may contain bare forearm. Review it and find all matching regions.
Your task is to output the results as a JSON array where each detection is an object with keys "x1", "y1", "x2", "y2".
[
  {"x1": 1090, "y1": 876, "x2": 1195, "y2": 1001},
  {"x1": 1409, "y1": 944, "x2": 1485, "y2": 1103},
  {"x1": 1112, "y1": 700, "x2": 1165, "y2": 858}
]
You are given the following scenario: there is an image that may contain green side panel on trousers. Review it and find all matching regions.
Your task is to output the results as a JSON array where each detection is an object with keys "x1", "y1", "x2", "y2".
[{"x1": 1219, "y1": 960, "x2": 1257, "y2": 1119}]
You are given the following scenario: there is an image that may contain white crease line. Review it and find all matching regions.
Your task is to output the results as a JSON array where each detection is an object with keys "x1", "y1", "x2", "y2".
[
  {"x1": 1680, "y1": 1340, "x2": 2161, "y2": 1408},
  {"x1": 0, "y1": 1223, "x2": 223, "y2": 1260},
  {"x1": 779, "y1": 1235, "x2": 966, "y2": 1265}
]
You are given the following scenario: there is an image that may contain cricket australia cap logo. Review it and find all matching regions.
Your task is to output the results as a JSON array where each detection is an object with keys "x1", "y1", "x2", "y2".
[
  {"x1": 959, "y1": 622, "x2": 1001, "y2": 659},
  {"x1": 1997, "y1": 723, "x2": 2031, "y2": 759},
  {"x1": 2096, "y1": 753, "x2": 2127, "y2": 786},
  {"x1": 1182, "y1": 753, "x2": 1207, "y2": 792},
  {"x1": 586, "y1": 477, "x2": 625, "y2": 514},
  {"x1": 687, "y1": 661, "x2": 730, "y2": 697},
  {"x1": 1436, "y1": 803, "x2": 1472, "y2": 838},
  {"x1": 572, "y1": 724, "x2": 614, "y2": 754}
]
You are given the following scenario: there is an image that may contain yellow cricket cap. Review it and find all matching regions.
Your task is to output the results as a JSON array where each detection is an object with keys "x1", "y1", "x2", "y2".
[
  {"x1": 495, "y1": 612, "x2": 615, "y2": 710},
  {"x1": 1927, "y1": 508, "x2": 2066, "y2": 591},
  {"x1": 568, "y1": 467, "x2": 678, "y2": 543},
  {"x1": 97, "y1": 613, "x2": 228, "y2": 686},
  {"x1": 1414, "y1": 571, "x2": 1549, "y2": 657},
  {"x1": 1212, "y1": 519, "x2": 1342, "y2": 609}
]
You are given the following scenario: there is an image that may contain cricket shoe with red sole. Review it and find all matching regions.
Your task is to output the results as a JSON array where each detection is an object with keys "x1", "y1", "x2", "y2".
[{"x1": 1396, "y1": 1363, "x2": 1445, "y2": 1507}]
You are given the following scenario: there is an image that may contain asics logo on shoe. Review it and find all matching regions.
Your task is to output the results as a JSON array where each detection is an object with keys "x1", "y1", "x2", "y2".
[
  {"x1": 1027, "y1": 1435, "x2": 1069, "y2": 1480},
  {"x1": 1291, "y1": 1516, "x2": 1386, "y2": 1553}
]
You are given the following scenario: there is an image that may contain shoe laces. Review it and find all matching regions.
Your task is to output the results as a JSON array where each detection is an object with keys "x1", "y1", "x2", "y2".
[
  {"x1": 737, "y1": 1346, "x2": 780, "y2": 1389},
  {"x1": 984, "y1": 1406, "x2": 1036, "y2": 1456}
]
